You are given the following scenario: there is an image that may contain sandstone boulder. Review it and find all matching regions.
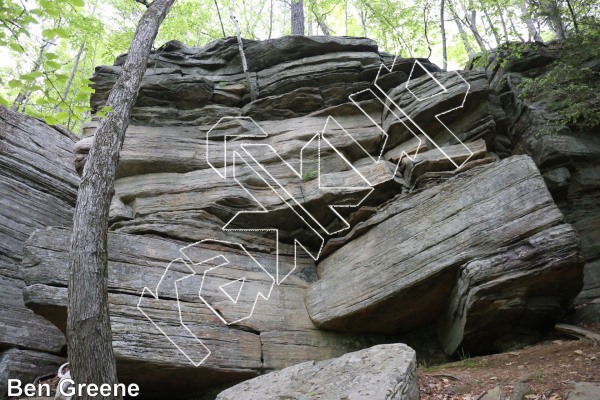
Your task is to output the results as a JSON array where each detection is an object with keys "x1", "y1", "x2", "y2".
[
  {"x1": 216, "y1": 344, "x2": 419, "y2": 400},
  {"x1": 306, "y1": 155, "x2": 583, "y2": 355}
]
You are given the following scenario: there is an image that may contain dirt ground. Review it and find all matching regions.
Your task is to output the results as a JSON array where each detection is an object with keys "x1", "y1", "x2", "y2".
[{"x1": 419, "y1": 324, "x2": 600, "y2": 400}]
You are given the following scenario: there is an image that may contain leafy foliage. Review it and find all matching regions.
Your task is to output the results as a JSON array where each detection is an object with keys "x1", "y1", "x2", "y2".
[
  {"x1": 518, "y1": 27, "x2": 600, "y2": 134},
  {"x1": 1, "y1": 0, "x2": 599, "y2": 134}
]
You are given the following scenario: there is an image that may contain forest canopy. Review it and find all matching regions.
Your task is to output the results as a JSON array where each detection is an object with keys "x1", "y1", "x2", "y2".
[{"x1": 0, "y1": 0, "x2": 598, "y2": 133}]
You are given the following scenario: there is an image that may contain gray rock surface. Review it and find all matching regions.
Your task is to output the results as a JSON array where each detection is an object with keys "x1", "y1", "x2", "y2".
[
  {"x1": 215, "y1": 344, "x2": 419, "y2": 400},
  {"x1": 13, "y1": 36, "x2": 592, "y2": 396},
  {"x1": 306, "y1": 155, "x2": 583, "y2": 349},
  {"x1": 439, "y1": 224, "x2": 584, "y2": 355},
  {"x1": 0, "y1": 349, "x2": 64, "y2": 398},
  {"x1": 0, "y1": 107, "x2": 77, "y2": 398},
  {"x1": 482, "y1": 43, "x2": 600, "y2": 309},
  {"x1": 22, "y1": 227, "x2": 384, "y2": 395}
]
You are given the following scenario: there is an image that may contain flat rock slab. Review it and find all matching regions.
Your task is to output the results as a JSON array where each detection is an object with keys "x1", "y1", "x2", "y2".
[
  {"x1": 306, "y1": 155, "x2": 576, "y2": 337},
  {"x1": 568, "y1": 382, "x2": 600, "y2": 400},
  {"x1": 216, "y1": 343, "x2": 419, "y2": 400}
]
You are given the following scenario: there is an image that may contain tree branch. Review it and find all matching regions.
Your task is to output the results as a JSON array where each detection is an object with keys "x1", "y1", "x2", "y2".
[{"x1": 134, "y1": 0, "x2": 151, "y2": 7}]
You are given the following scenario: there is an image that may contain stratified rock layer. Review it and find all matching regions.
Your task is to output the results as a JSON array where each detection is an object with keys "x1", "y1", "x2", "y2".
[
  {"x1": 481, "y1": 43, "x2": 600, "y2": 308},
  {"x1": 0, "y1": 107, "x2": 77, "y2": 396},
  {"x1": 14, "y1": 36, "x2": 590, "y2": 397},
  {"x1": 306, "y1": 156, "x2": 583, "y2": 341}
]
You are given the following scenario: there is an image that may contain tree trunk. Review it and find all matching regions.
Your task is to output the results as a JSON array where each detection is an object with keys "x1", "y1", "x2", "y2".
[
  {"x1": 55, "y1": 42, "x2": 85, "y2": 110},
  {"x1": 359, "y1": 8, "x2": 368, "y2": 37},
  {"x1": 448, "y1": 0, "x2": 474, "y2": 58},
  {"x1": 12, "y1": 37, "x2": 56, "y2": 112},
  {"x1": 509, "y1": 15, "x2": 525, "y2": 42},
  {"x1": 67, "y1": 1, "x2": 175, "y2": 400},
  {"x1": 344, "y1": 0, "x2": 348, "y2": 35},
  {"x1": 521, "y1": 2, "x2": 542, "y2": 41},
  {"x1": 467, "y1": 10, "x2": 487, "y2": 51},
  {"x1": 291, "y1": 0, "x2": 304, "y2": 34},
  {"x1": 440, "y1": 0, "x2": 447, "y2": 70},
  {"x1": 496, "y1": 3, "x2": 509, "y2": 41},
  {"x1": 423, "y1": 1, "x2": 432, "y2": 59},
  {"x1": 268, "y1": 0, "x2": 273, "y2": 38},
  {"x1": 215, "y1": 0, "x2": 226, "y2": 37},
  {"x1": 230, "y1": 0, "x2": 257, "y2": 101},
  {"x1": 565, "y1": 0, "x2": 579, "y2": 33},
  {"x1": 482, "y1": 8, "x2": 500, "y2": 45},
  {"x1": 541, "y1": 0, "x2": 567, "y2": 39}
]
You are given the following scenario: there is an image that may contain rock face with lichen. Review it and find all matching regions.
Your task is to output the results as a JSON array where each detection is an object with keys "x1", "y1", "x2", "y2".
[{"x1": 0, "y1": 36, "x2": 594, "y2": 399}]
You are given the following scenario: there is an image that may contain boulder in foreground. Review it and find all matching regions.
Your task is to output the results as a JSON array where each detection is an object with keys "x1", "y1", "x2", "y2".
[{"x1": 216, "y1": 343, "x2": 419, "y2": 400}]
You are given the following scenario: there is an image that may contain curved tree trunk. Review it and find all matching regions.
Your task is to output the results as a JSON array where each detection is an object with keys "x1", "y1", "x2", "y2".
[{"x1": 67, "y1": 1, "x2": 175, "y2": 399}]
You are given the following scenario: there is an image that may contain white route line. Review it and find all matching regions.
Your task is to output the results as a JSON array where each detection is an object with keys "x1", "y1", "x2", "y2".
[{"x1": 139, "y1": 56, "x2": 475, "y2": 367}]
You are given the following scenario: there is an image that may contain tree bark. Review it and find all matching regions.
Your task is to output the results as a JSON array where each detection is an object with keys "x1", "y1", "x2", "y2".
[
  {"x1": 509, "y1": 15, "x2": 525, "y2": 42},
  {"x1": 215, "y1": 0, "x2": 226, "y2": 37},
  {"x1": 67, "y1": 1, "x2": 175, "y2": 399},
  {"x1": 565, "y1": 0, "x2": 579, "y2": 33},
  {"x1": 521, "y1": 2, "x2": 542, "y2": 41},
  {"x1": 12, "y1": 37, "x2": 56, "y2": 112},
  {"x1": 440, "y1": 0, "x2": 447, "y2": 70},
  {"x1": 423, "y1": 1, "x2": 432, "y2": 59},
  {"x1": 496, "y1": 3, "x2": 509, "y2": 41},
  {"x1": 358, "y1": 8, "x2": 367, "y2": 37},
  {"x1": 55, "y1": 42, "x2": 85, "y2": 111},
  {"x1": 466, "y1": 10, "x2": 487, "y2": 51},
  {"x1": 268, "y1": 0, "x2": 273, "y2": 38},
  {"x1": 482, "y1": 8, "x2": 500, "y2": 45},
  {"x1": 448, "y1": 0, "x2": 474, "y2": 58},
  {"x1": 541, "y1": 0, "x2": 567, "y2": 39},
  {"x1": 230, "y1": 0, "x2": 256, "y2": 101},
  {"x1": 291, "y1": 0, "x2": 304, "y2": 35}
]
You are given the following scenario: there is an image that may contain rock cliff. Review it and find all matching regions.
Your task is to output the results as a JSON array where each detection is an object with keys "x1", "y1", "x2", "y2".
[
  {"x1": 1, "y1": 35, "x2": 595, "y2": 398},
  {"x1": 0, "y1": 108, "x2": 79, "y2": 397}
]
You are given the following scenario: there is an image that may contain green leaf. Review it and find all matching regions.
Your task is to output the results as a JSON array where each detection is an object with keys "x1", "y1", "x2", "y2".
[
  {"x1": 30, "y1": 71, "x2": 44, "y2": 79},
  {"x1": 0, "y1": 95, "x2": 8, "y2": 107},
  {"x1": 35, "y1": 97, "x2": 49, "y2": 106},
  {"x1": 74, "y1": 92, "x2": 89, "y2": 102},
  {"x1": 42, "y1": 28, "x2": 56, "y2": 41},
  {"x1": 9, "y1": 42, "x2": 23, "y2": 52},
  {"x1": 44, "y1": 115, "x2": 59, "y2": 125},
  {"x1": 8, "y1": 79, "x2": 23, "y2": 88},
  {"x1": 74, "y1": 105, "x2": 90, "y2": 113},
  {"x1": 53, "y1": 28, "x2": 70, "y2": 39},
  {"x1": 55, "y1": 74, "x2": 69, "y2": 84},
  {"x1": 80, "y1": 86, "x2": 95, "y2": 94},
  {"x1": 45, "y1": 52, "x2": 59, "y2": 60},
  {"x1": 69, "y1": 0, "x2": 85, "y2": 7},
  {"x1": 56, "y1": 111, "x2": 70, "y2": 121},
  {"x1": 45, "y1": 60, "x2": 62, "y2": 70},
  {"x1": 40, "y1": 0, "x2": 56, "y2": 9}
]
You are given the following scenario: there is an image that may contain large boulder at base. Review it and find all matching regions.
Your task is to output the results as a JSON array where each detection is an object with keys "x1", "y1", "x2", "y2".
[
  {"x1": 215, "y1": 344, "x2": 419, "y2": 400},
  {"x1": 0, "y1": 107, "x2": 77, "y2": 396},
  {"x1": 306, "y1": 155, "x2": 584, "y2": 354}
]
